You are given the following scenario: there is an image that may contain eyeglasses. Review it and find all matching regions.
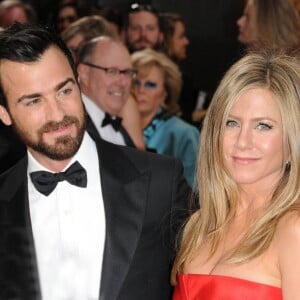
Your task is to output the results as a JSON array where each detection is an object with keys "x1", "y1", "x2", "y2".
[
  {"x1": 82, "y1": 62, "x2": 137, "y2": 79},
  {"x1": 133, "y1": 79, "x2": 158, "y2": 90}
]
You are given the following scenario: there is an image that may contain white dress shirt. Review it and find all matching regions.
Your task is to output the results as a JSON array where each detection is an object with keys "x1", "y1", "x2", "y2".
[
  {"x1": 82, "y1": 93, "x2": 126, "y2": 146},
  {"x1": 28, "y1": 132, "x2": 105, "y2": 300}
]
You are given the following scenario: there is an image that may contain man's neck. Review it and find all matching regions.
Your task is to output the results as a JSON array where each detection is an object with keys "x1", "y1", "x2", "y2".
[{"x1": 28, "y1": 148, "x2": 72, "y2": 172}]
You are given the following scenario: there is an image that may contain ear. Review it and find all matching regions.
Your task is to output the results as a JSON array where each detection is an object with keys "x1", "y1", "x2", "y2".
[
  {"x1": 159, "y1": 32, "x2": 164, "y2": 44},
  {"x1": 0, "y1": 105, "x2": 12, "y2": 126},
  {"x1": 77, "y1": 63, "x2": 89, "y2": 87}
]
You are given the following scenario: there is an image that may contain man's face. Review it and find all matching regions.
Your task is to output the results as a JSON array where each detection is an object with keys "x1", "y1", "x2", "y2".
[
  {"x1": 0, "y1": 46, "x2": 86, "y2": 167},
  {"x1": 125, "y1": 11, "x2": 163, "y2": 51},
  {"x1": 78, "y1": 40, "x2": 133, "y2": 116}
]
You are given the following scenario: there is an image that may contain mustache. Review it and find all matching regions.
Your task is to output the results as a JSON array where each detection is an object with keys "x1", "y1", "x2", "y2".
[
  {"x1": 136, "y1": 37, "x2": 151, "y2": 44},
  {"x1": 38, "y1": 116, "x2": 78, "y2": 134}
]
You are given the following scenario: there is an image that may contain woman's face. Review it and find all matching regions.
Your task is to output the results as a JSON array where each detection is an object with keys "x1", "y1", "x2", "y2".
[
  {"x1": 223, "y1": 88, "x2": 289, "y2": 190},
  {"x1": 171, "y1": 21, "x2": 189, "y2": 60},
  {"x1": 236, "y1": 0, "x2": 256, "y2": 46},
  {"x1": 133, "y1": 65, "x2": 167, "y2": 120}
]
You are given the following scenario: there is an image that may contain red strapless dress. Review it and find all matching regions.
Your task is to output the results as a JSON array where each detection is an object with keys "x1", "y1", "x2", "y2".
[{"x1": 173, "y1": 274, "x2": 282, "y2": 300}]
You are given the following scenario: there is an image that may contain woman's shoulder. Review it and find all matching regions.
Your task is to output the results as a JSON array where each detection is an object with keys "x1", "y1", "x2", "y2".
[
  {"x1": 166, "y1": 115, "x2": 199, "y2": 133},
  {"x1": 274, "y1": 210, "x2": 300, "y2": 258},
  {"x1": 273, "y1": 210, "x2": 300, "y2": 297}
]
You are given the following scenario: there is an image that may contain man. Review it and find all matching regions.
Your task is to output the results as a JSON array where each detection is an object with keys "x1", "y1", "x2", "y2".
[
  {"x1": 0, "y1": 0, "x2": 36, "y2": 28},
  {"x1": 77, "y1": 36, "x2": 142, "y2": 148},
  {"x1": 122, "y1": 3, "x2": 164, "y2": 53},
  {"x1": 0, "y1": 23, "x2": 190, "y2": 299}
]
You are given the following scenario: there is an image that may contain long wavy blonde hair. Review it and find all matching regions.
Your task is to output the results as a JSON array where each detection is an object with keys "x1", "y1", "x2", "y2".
[{"x1": 171, "y1": 50, "x2": 300, "y2": 284}]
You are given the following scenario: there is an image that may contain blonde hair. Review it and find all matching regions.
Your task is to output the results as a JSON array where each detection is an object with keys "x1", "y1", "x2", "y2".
[
  {"x1": 171, "y1": 50, "x2": 300, "y2": 284},
  {"x1": 131, "y1": 48, "x2": 182, "y2": 118},
  {"x1": 61, "y1": 15, "x2": 118, "y2": 44}
]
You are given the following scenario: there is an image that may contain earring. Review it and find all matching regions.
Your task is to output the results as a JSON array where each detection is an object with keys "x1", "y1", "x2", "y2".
[{"x1": 285, "y1": 161, "x2": 291, "y2": 172}]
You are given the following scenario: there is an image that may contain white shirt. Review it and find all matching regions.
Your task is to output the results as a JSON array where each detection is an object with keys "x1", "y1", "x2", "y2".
[
  {"x1": 28, "y1": 132, "x2": 105, "y2": 300},
  {"x1": 82, "y1": 93, "x2": 126, "y2": 146}
]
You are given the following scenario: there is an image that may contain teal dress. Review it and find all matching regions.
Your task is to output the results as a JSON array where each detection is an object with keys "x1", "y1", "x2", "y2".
[{"x1": 144, "y1": 110, "x2": 200, "y2": 187}]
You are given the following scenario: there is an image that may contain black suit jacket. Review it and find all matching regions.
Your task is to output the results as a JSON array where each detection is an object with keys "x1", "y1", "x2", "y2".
[
  {"x1": 0, "y1": 122, "x2": 26, "y2": 173},
  {"x1": 0, "y1": 134, "x2": 191, "y2": 300}
]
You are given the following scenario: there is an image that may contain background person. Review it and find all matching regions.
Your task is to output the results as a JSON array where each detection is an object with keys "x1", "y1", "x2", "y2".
[
  {"x1": 237, "y1": 0, "x2": 300, "y2": 55},
  {"x1": 131, "y1": 48, "x2": 199, "y2": 187},
  {"x1": 0, "y1": 0, "x2": 37, "y2": 28},
  {"x1": 122, "y1": 3, "x2": 164, "y2": 53},
  {"x1": 160, "y1": 12, "x2": 200, "y2": 126},
  {"x1": 78, "y1": 36, "x2": 145, "y2": 150},
  {"x1": 172, "y1": 50, "x2": 300, "y2": 299}
]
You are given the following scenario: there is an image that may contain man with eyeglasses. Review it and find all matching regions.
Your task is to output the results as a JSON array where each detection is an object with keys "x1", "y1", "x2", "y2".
[
  {"x1": 123, "y1": 3, "x2": 164, "y2": 53},
  {"x1": 0, "y1": 23, "x2": 190, "y2": 299},
  {"x1": 77, "y1": 36, "x2": 139, "y2": 147}
]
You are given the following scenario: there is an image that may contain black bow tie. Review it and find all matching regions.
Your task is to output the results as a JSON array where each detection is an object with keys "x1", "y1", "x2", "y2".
[
  {"x1": 30, "y1": 161, "x2": 87, "y2": 196},
  {"x1": 101, "y1": 113, "x2": 122, "y2": 131}
]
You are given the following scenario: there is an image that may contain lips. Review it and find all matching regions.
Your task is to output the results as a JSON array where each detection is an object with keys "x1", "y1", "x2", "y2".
[{"x1": 232, "y1": 156, "x2": 258, "y2": 164}]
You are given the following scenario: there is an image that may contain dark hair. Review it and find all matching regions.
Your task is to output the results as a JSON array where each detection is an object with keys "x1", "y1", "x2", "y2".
[
  {"x1": 0, "y1": 22, "x2": 78, "y2": 107},
  {"x1": 124, "y1": 3, "x2": 161, "y2": 29},
  {"x1": 160, "y1": 12, "x2": 185, "y2": 59}
]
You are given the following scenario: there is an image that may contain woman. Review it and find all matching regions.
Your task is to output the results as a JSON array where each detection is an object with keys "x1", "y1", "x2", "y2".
[
  {"x1": 131, "y1": 48, "x2": 199, "y2": 187},
  {"x1": 160, "y1": 12, "x2": 190, "y2": 62},
  {"x1": 237, "y1": 0, "x2": 300, "y2": 54},
  {"x1": 171, "y1": 50, "x2": 300, "y2": 299},
  {"x1": 160, "y1": 12, "x2": 199, "y2": 125}
]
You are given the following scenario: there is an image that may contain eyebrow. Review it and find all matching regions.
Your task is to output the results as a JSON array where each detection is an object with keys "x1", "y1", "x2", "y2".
[
  {"x1": 17, "y1": 78, "x2": 76, "y2": 103},
  {"x1": 228, "y1": 114, "x2": 279, "y2": 124}
]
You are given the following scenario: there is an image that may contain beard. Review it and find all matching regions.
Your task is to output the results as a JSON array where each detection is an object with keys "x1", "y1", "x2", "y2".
[{"x1": 11, "y1": 112, "x2": 86, "y2": 161}]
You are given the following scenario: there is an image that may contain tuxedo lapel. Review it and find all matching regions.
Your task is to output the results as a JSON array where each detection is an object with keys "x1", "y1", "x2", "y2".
[
  {"x1": 96, "y1": 140, "x2": 150, "y2": 300},
  {"x1": 0, "y1": 157, "x2": 41, "y2": 299}
]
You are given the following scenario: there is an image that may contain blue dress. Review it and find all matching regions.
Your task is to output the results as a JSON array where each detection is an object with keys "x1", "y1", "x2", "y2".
[{"x1": 144, "y1": 110, "x2": 200, "y2": 187}]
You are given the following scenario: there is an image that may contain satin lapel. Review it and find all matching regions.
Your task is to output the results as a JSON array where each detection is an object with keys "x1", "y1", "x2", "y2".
[{"x1": 96, "y1": 140, "x2": 150, "y2": 300}]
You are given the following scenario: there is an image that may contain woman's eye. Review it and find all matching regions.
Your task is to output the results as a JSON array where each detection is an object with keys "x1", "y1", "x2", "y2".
[
  {"x1": 226, "y1": 120, "x2": 238, "y2": 127},
  {"x1": 257, "y1": 122, "x2": 273, "y2": 130}
]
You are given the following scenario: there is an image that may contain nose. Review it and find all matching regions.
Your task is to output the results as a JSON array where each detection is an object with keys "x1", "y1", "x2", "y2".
[
  {"x1": 140, "y1": 27, "x2": 147, "y2": 37},
  {"x1": 46, "y1": 98, "x2": 65, "y2": 122},
  {"x1": 236, "y1": 126, "x2": 253, "y2": 149},
  {"x1": 237, "y1": 16, "x2": 244, "y2": 27}
]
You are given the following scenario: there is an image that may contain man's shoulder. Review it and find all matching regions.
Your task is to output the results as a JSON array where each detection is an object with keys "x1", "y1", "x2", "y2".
[{"x1": 98, "y1": 138, "x2": 182, "y2": 172}]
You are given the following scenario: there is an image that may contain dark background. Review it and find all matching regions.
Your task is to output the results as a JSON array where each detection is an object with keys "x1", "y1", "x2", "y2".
[{"x1": 27, "y1": 0, "x2": 245, "y2": 98}]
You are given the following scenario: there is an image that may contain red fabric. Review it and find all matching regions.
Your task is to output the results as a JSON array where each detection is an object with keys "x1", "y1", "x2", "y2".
[{"x1": 173, "y1": 274, "x2": 282, "y2": 300}]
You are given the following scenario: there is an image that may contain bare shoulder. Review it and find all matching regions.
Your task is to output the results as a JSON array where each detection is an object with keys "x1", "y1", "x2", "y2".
[
  {"x1": 274, "y1": 210, "x2": 300, "y2": 299},
  {"x1": 275, "y1": 210, "x2": 300, "y2": 239}
]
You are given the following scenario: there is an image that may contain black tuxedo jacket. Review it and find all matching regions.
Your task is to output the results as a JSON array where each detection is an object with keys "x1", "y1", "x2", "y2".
[
  {"x1": 86, "y1": 113, "x2": 136, "y2": 148},
  {"x1": 0, "y1": 122, "x2": 26, "y2": 173},
  {"x1": 0, "y1": 134, "x2": 191, "y2": 300}
]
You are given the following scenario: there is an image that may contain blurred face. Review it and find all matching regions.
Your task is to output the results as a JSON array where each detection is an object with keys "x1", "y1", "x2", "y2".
[
  {"x1": 236, "y1": 0, "x2": 256, "y2": 46},
  {"x1": 78, "y1": 40, "x2": 133, "y2": 116},
  {"x1": 133, "y1": 65, "x2": 166, "y2": 125},
  {"x1": 171, "y1": 21, "x2": 189, "y2": 60},
  {"x1": 0, "y1": 46, "x2": 85, "y2": 169},
  {"x1": 66, "y1": 33, "x2": 84, "y2": 63},
  {"x1": 1, "y1": 6, "x2": 28, "y2": 28},
  {"x1": 57, "y1": 6, "x2": 78, "y2": 33},
  {"x1": 223, "y1": 88, "x2": 288, "y2": 190},
  {"x1": 126, "y1": 11, "x2": 163, "y2": 51}
]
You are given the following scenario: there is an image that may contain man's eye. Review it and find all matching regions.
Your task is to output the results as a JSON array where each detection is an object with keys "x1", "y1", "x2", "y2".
[
  {"x1": 59, "y1": 88, "x2": 72, "y2": 97},
  {"x1": 25, "y1": 98, "x2": 41, "y2": 106}
]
